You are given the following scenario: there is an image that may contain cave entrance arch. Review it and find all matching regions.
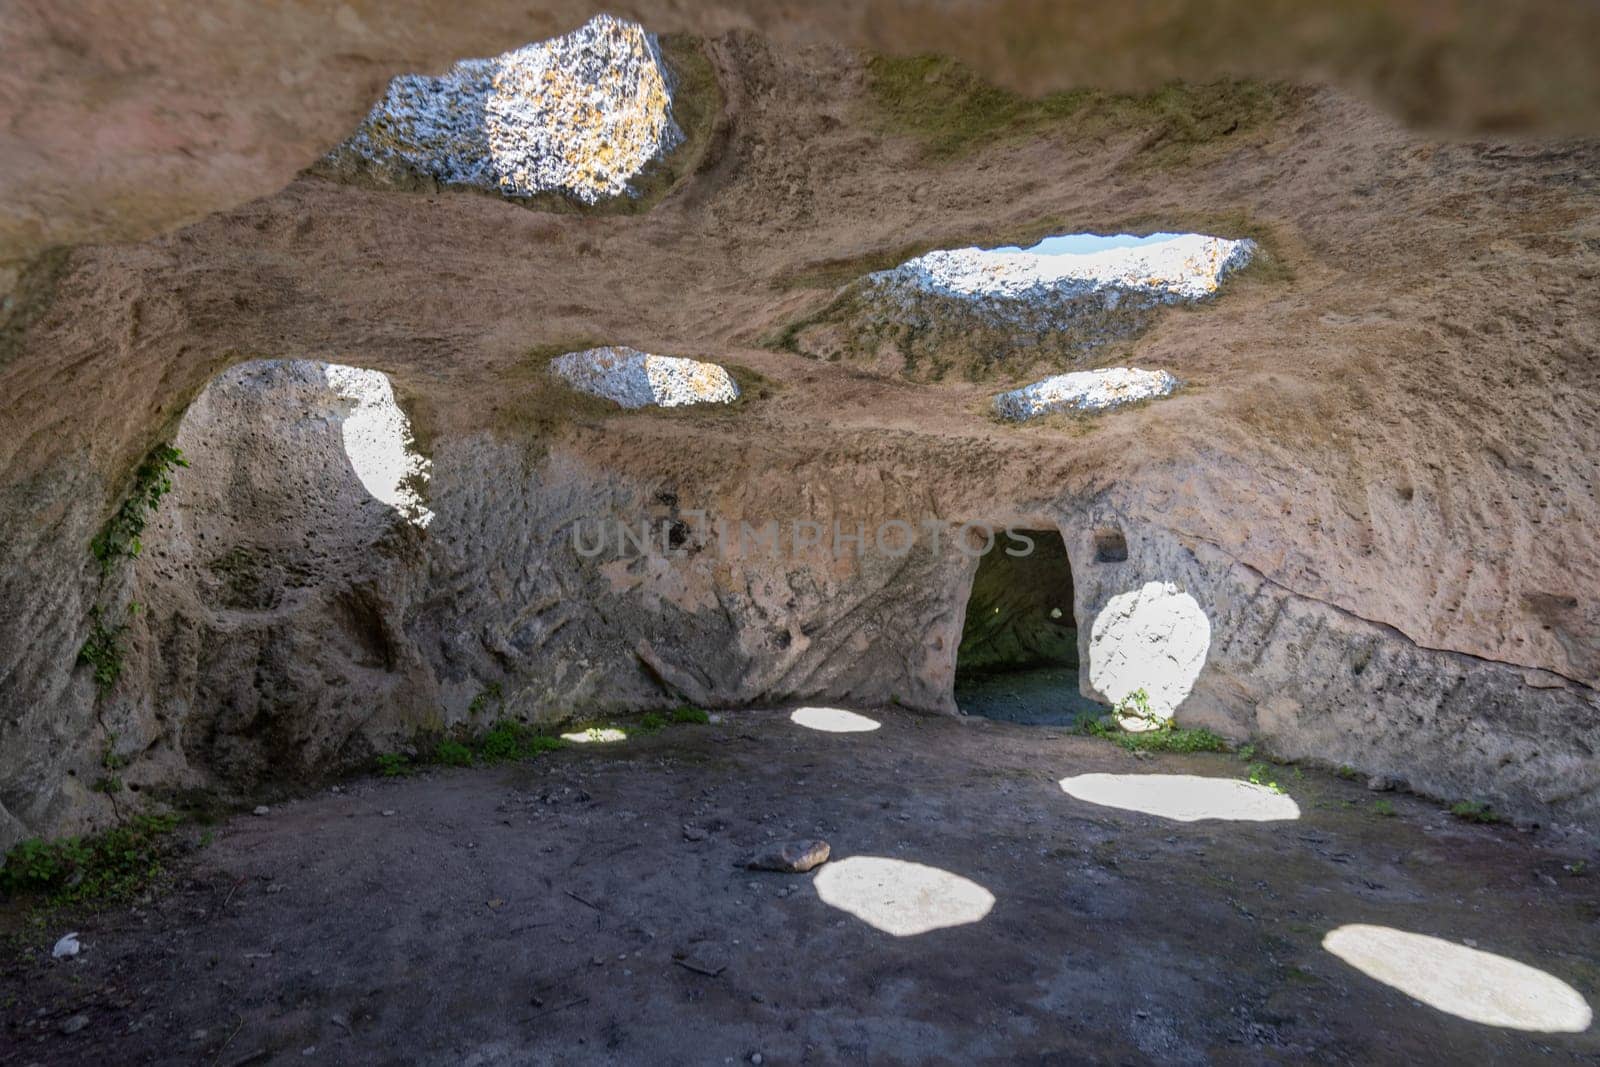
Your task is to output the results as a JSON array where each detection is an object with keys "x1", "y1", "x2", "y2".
[{"x1": 954, "y1": 528, "x2": 1104, "y2": 725}]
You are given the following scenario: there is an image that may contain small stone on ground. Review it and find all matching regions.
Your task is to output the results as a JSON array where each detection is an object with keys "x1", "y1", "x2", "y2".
[{"x1": 746, "y1": 839, "x2": 830, "y2": 873}]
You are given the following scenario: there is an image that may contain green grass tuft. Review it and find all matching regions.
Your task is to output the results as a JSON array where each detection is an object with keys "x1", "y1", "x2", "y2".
[
  {"x1": 670, "y1": 705, "x2": 710, "y2": 725},
  {"x1": 479, "y1": 720, "x2": 565, "y2": 763},
  {"x1": 1449, "y1": 800, "x2": 1505, "y2": 824},
  {"x1": 523, "y1": 735, "x2": 564, "y2": 756},
  {"x1": 1246, "y1": 762, "x2": 1286, "y2": 794},
  {"x1": 376, "y1": 752, "x2": 412, "y2": 778},
  {"x1": 1084, "y1": 717, "x2": 1230, "y2": 754},
  {"x1": 1, "y1": 813, "x2": 181, "y2": 905},
  {"x1": 434, "y1": 740, "x2": 473, "y2": 767}
]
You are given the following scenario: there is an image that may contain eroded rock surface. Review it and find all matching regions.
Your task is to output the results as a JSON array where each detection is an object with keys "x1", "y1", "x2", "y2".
[
  {"x1": 328, "y1": 15, "x2": 680, "y2": 204},
  {"x1": 0, "y1": 29, "x2": 1598, "y2": 845}
]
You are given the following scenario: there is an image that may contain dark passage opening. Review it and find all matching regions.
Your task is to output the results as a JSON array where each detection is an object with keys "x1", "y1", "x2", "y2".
[{"x1": 954, "y1": 529, "x2": 1104, "y2": 725}]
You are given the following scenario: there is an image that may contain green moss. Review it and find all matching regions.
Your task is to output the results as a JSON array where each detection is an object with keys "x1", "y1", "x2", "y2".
[
  {"x1": 1449, "y1": 800, "x2": 1506, "y2": 824},
  {"x1": 488, "y1": 339, "x2": 624, "y2": 444},
  {"x1": 670, "y1": 705, "x2": 710, "y2": 725},
  {"x1": 865, "y1": 53, "x2": 1296, "y2": 167},
  {"x1": 773, "y1": 244, "x2": 940, "y2": 294}
]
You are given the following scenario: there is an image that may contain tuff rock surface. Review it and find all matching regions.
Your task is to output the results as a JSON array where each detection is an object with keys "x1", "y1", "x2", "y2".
[
  {"x1": 4, "y1": 0, "x2": 1599, "y2": 290},
  {"x1": 0, "y1": 17, "x2": 1598, "y2": 846}
]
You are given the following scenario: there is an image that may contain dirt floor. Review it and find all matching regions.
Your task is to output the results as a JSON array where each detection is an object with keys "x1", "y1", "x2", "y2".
[{"x1": 3, "y1": 709, "x2": 1598, "y2": 1066}]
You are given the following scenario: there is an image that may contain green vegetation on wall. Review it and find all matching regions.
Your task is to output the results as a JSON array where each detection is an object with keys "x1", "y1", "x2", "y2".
[
  {"x1": 91, "y1": 444, "x2": 188, "y2": 573},
  {"x1": 866, "y1": 54, "x2": 1297, "y2": 166},
  {"x1": 77, "y1": 605, "x2": 132, "y2": 692}
]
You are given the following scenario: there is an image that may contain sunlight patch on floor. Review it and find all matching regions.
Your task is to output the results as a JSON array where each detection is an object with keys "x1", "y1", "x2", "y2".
[
  {"x1": 1058, "y1": 772, "x2": 1301, "y2": 822},
  {"x1": 789, "y1": 707, "x2": 881, "y2": 733},
  {"x1": 813, "y1": 856, "x2": 994, "y2": 936},
  {"x1": 1323, "y1": 924, "x2": 1591, "y2": 1033},
  {"x1": 560, "y1": 726, "x2": 628, "y2": 744}
]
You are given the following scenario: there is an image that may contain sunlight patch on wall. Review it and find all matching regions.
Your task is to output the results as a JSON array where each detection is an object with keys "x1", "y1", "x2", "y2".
[
  {"x1": 323, "y1": 365, "x2": 433, "y2": 528},
  {"x1": 1058, "y1": 773, "x2": 1300, "y2": 822},
  {"x1": 1087, "y1": 581, "x2": 1210, "y2": 719},
  {"x1": 1323, "y1": 925, "x2": 1592, "y2": 1033},
  {"x1": 813, "y1": 856, "x2": 994, "y2": 936}
]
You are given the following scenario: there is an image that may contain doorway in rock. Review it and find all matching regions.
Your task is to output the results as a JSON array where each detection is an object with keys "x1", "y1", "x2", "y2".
[{"x1": 954, "y1": 528, "x2": 1105, "y2": 726}]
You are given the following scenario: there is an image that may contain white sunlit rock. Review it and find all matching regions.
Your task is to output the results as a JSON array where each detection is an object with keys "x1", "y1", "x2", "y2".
[
  {"x1": 550, "y1": 346, "x2": 740, "y2": 409},
  {"x1": 323, "y1": 365, "x2": 433, "y2": 528},
  {"x1": 877, "y1": 233, "x2": 1256, "y2": 305},
  {"x1": 338, "y1": 14, "x2": 680, "y2": 204},
  {"x1": 993, "y1": 367, "x2": 1178, "y2": 421}
]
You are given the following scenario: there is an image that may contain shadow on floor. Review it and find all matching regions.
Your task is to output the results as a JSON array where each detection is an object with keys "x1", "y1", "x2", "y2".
[{"x1": 954, "y1": 665, "x2": 1106, "y2": 726}]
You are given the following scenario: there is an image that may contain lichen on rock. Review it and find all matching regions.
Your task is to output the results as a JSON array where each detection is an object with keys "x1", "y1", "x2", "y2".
[
  {"x1": 994, "y1": 367, "x2": 1179, "y2": 421},
  {"x1": 550, "y1": 346, "x2": 740, "y2": 409},
  {"x1": 332, "y1": 14, "x2": 681, "y2": 204}
]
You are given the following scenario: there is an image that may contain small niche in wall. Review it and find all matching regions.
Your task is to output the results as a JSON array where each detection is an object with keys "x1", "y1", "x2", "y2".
[{"x1": 1094, "y1": 527, "x2": 1129, "y2": 564}]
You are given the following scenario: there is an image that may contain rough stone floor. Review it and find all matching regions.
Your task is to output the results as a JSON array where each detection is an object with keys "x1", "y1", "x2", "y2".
[{"x1": 3, "y1": 710, "x2": 1597, "y2": 1065}]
